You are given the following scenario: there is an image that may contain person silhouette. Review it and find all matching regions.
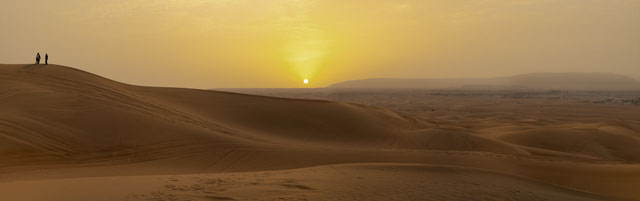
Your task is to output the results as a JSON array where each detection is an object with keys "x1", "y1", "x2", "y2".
[
  {"x1": 36, "y1": 53, "x2": 41, "y2": 64},
  {"x1": 45, "y1": 54, "x2": 48, "y2": 65}
]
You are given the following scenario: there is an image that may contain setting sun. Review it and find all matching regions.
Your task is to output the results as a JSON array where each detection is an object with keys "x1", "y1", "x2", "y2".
[{"x1": 303, "y1": 79, "x2": 309, "y2": 85}]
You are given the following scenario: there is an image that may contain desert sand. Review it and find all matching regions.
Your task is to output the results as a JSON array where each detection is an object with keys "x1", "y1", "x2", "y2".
[{"x1": 1, "y1": 64, "x2": 640, "y2": 201}]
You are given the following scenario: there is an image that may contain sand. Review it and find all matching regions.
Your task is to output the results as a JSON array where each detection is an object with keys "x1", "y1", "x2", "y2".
[
  {"x1": 1, "y1": 164, "x2": 628, "y2": 201},
  {"x1": 1, "y1": 64, "x2": 639, "y2": 201}
]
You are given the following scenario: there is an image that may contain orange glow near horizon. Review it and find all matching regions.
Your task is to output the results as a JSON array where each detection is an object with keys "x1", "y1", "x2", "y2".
[{"x1": 0, "y1": 0, "x2": 638, "y2": 88}]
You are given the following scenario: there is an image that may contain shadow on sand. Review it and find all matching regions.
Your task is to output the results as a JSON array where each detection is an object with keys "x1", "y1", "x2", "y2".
[{"x1": 23, "y1": 64, "x2": 44, "y2": 70}]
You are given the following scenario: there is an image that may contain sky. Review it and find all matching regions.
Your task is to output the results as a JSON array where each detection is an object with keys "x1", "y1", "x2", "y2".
[{"x1": 1, "y1": 0, "x2": 639, "y2": 88}]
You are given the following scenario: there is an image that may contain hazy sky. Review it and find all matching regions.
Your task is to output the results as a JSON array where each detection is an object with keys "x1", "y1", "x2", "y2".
[{"x1": 1, "y1": 0, "x2": 639, "y2": 88}]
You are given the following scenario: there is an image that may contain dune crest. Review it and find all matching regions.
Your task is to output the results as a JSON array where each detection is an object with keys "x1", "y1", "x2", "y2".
[{"x1": 0, "y1": 64, "x2": 424, "y2": 161}]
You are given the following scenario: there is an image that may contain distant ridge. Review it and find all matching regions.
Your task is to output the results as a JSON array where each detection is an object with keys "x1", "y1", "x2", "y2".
[{"x1": 329, "y1": 72, "x2": 640, "y2": 90}]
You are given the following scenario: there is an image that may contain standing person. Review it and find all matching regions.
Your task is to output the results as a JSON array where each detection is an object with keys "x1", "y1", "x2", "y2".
[
  {"x1": 45, "y1": 54, "x2": 48, "y2": 65},
  {"x1": 36, "y1": 53, "x2": 41, "y2": 64}
]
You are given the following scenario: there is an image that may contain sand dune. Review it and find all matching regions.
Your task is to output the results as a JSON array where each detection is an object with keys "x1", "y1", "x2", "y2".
[
  {"x1": 490, "y1": 126, "x2": 640, "y2": 161},
  {"x1": 0, "y1": 64, "x2": 420, "y2": 162},
  {"x1": 1, "y1": 64, "x2": 640, "y2": 200}
]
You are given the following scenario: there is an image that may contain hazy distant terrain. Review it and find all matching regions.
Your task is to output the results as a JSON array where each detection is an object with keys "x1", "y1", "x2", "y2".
[{"x1": 330, "y1": 72, "x2": 640, "y2": 90}]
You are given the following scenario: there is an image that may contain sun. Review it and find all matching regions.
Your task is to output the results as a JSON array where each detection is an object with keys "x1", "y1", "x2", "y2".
[{"x1": 303, "y1": 79, "x2": 309, "y2": 84}]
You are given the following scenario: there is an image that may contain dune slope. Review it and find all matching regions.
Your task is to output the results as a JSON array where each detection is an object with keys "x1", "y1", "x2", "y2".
[{"x1": 0, "y1": 64, "x2": 425, "y2": 162}]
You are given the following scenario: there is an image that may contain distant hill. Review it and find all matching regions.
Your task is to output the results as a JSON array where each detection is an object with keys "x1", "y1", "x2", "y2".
[{"x1": 329, "y1": 72, "x2": 640, "y2": 90}]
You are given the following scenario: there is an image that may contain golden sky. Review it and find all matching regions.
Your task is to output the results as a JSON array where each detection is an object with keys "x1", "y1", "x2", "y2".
[{"x1": 1, "y1": 0, "x2": 639, "y2": 88}]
